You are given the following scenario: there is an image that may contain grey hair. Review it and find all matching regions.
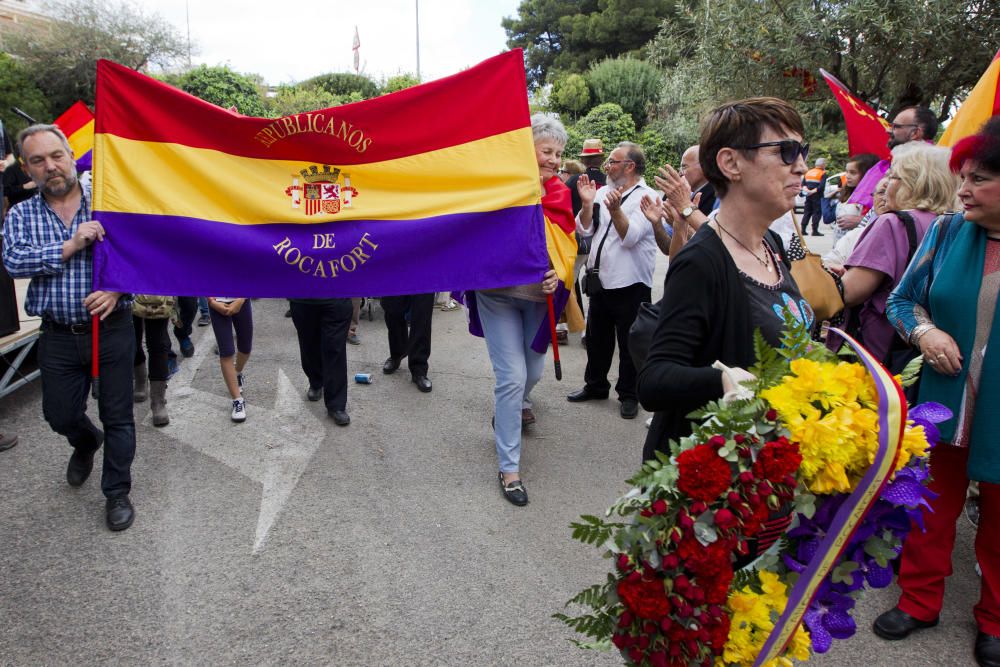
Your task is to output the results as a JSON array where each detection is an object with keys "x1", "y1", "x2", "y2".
[
  {"x1": 17, "y1": 124, "x2": 73, "y2": 156},
  {"x1": 531, "y1": 113, "x2": 568, "y2": 148},
  {"x1": 617, "y1": 141, "x2": 646, "y2": 175}
]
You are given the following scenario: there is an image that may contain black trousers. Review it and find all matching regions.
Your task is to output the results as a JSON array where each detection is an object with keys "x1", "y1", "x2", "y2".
[
  {"x1": 289, "y1": 299, "x2": 352, "y2": 413},
  {"x1": 381, "y1": 292, "x2": 434, "y2": 376},
  {"x1": 38, "y1": 311, "x2": 135, "y2": 498},
  {"x1": 802, "y1": 197, "x2": 824, "y2": 234},
  {"x1": 174, "y1": 296, "x2": 199, "y2": 341},
  {"x1": 583, "y1": 281, "x2": 651, "y2": 401},
  {"x1": 133, "y1": 316, "x2": 170, "y2": 381}
]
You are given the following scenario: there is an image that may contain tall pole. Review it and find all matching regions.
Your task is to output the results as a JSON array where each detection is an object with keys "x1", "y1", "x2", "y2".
[
  {"x1": 185, "y1": 0, "x2": 192, "y2": 68},
  {"x1": 415, "y1": 0, "x2": 421, "y2": 81}
]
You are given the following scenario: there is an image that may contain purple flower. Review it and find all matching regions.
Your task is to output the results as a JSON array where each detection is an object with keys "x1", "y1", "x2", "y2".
[
  {"x1": 803, "y1": 580, "x2": 858, "y2": 652},
  {"x1": 909, "y1": 402, "x2": 953, "y2": 448}
]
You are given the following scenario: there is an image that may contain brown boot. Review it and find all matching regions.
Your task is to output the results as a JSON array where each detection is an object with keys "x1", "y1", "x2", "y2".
[
  {"x1": 149, "y1": 380, "x2": 169, "y2": 427},
  {"x1": 133, "y1": 364, "x2": 148, "y2": 403}
]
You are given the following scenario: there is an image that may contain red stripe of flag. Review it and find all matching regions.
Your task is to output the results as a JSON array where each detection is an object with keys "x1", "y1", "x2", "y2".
[
  {"x1": 54, "y1": 101, "x2": 94, "y2": 136},
  {"x1": 96, "y1": 50, "x2": 530, "y2": 165}
]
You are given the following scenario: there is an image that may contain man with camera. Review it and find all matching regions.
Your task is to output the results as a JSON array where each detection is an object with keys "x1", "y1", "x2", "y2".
[{"x1": 567, "y1": 142, "x2": 662, "y2": 419}]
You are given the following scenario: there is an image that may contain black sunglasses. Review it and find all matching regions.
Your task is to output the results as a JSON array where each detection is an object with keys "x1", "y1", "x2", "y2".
[{"x1": 731, "y1": 140, "x2": 809, "y2": 165}]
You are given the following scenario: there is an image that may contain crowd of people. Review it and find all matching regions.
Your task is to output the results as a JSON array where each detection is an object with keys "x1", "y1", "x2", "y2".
[{"x1": 1, "y1": 93, "x2": 998, "y2": 665}]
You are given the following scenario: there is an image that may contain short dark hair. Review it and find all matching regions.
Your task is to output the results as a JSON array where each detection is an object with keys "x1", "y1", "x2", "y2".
[
  {"x1": 699, "y1": 97, "x2": 804, "y2": 198},
  {"x1": 902, "y1": 106, "x2": 939, "y2": 140},
  {"x1": 949, "y1": 116, "x2": 1000, "y2": 174},
  {"x1": 617, "y1": 141, "x2": 646, "y2": 176}
]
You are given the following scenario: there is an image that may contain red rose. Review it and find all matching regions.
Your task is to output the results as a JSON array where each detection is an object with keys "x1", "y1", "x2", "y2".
[
  {"x1": 617, "y1": 576, "x2": 672, "y2": 620},
  {"x1": 651, "y1": 498, "x2": 668, "y2": 515},
  {"x1": 766, "y1": 408, "x2": 778, "y2": 421},
  {"x1": 753, "y1": 438, "x2": 803, "y2": 481},
  {"x1": 676, "y1": 444, "x2": 732, "y2": 502},
  {"x1": 617, "y1": 554, "x2": 631, "y2": 571},
  {"x1": 714, "y1": 508, "x2": 737, "y2": 530}
]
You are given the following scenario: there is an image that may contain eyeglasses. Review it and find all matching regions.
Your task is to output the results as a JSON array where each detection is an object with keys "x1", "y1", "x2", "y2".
[
  {"x1": 730, "y1": 140, "x2": 809, "y2": 165},
  {"x1": 602, "y1": 159, "x2": 634, "y2": 168},
  {"x1": 889, "y1": 123, "x2": 920, "y2": 131}
]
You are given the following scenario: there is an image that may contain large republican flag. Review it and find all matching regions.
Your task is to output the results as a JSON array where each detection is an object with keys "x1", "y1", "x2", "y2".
[
  {"x1": 939, "y1": 49, "x2": 1000, "y2": 147},
  {"x1": 819, "y1": 69, "x2": 891, "y2": 160},
  {"x1": 91, "y1": 50, "x2": 548, "y2": 298},
  {"x1": 53, "y1": 101, "x2": 94, "y2": 171}
]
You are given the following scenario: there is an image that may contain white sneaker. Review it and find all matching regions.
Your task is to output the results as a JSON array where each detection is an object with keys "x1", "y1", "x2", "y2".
[{"x1": 231, "y1": 397, "x2": 246, "y2": 422}]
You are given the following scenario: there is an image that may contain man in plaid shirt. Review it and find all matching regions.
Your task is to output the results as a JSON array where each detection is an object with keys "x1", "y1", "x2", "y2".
[{"x1": 2, "y1": 124, "x2": 136, "y2": 531}]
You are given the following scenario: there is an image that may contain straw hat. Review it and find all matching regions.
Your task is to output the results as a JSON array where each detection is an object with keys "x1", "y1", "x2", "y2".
[{"x1": 578, "y1": 138, "x2": 605, "y2": 158}]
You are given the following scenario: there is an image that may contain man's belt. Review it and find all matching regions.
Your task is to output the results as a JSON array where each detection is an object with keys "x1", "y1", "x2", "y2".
[{"x1": 42, "y1": 309, "x2": 128, "y2": 334}]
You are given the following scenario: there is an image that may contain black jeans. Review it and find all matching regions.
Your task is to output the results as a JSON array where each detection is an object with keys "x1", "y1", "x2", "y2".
[
  {"x1": 802, "y1": 197, "x2": 823, "y2": 234},
  {"x1": 381, "y1": 292, "x2": 434, "y2": 376},
  {"x1": 133, "y1": 316, "x2": 171, "y2": 381},
  {"x1": 38, "y1": 311, "x2": 135, "y2": 498},
  {"x1": 290, "y1": 299, "x2": 352, "y2": 413},
  {"x1": 174, "y1": 296, "x2": 199, "y2": 342},
  {"x1": 583, "y1": 281, "x2": 651, "y2": 401}
]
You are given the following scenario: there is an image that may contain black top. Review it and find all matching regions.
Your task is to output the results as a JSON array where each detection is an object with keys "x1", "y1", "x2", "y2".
[
  {"x1": 638, "y1": 224, "x2": 792, "y2": 462},
  {"x1": 566, "y1": 167, "x2": 607, "y2": 217},
  {"x1": 695, "y1": 182, "x2": 716, "y2": 215}
]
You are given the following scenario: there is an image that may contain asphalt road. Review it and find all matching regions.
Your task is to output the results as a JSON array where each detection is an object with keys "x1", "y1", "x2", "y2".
[{"x1": 0, "y1": 223, "x2": 979, "y2": 665}]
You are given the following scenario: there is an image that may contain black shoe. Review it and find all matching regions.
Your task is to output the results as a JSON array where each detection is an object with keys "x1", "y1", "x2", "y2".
[
  {"x1": 0, "y1": 432, "x2": 17, "y2": 452},
  {"x1": 620, "y1": 399, "x2": 639, "y2": 419},
  {"x1": 412, "y1": 375, "x2": 432, "y2": 393},
  {"x1": 329, "y1": 410, "x2": 351, "y2": 426},
  {"x1": 306, "y1": 386, "x2": 322, "y2": 402},
  {"x1": 66, "y1": 447, "x2": 96, "y2": 487},
  {"x1": 179, "y1": 337, "x2": 194, "y2": 358},
  {"x1": 382, "y1": 357, "x2": 401, "y2": 374},
  {"x1": 567, "y1": 387, "x2": 609, "y2": 402},
  {"x1": 105, "y1": 495, "x2": 134, "y2": 531},
  {"x1": 872, "y1": 607, "x2": 939, "y2": 640},
  {"x1": 498, "y1": 472, "x2": 528, "y2": 506},
  {"x1": 976, "y1": 632, "x2": 1000, "y2": 667},
  {"x1": 812, "y1": 231, "x2": 824, "y2": 237}
]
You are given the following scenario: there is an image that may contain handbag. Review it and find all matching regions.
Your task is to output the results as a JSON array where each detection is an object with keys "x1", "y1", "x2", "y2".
[
  {"x1": 789, "y1": 213, "x2": 844, "y2": 321},
  {"x1": 582, "y1": 204, "x2": 612, "y2": 297}
]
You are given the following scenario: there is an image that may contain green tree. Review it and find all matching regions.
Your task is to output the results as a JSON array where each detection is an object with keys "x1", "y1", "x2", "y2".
[
  {"x1": 264, "y1": 85, "x2": 341, "y2": 117},
  {"x1": 0, "y1": 54, "x2": 50, "y2": 135},
  {"x1": 4, "y1": 0, "x2": 187, "y2": 112},
  {"x1": 175, "y1": 65, "x2": 267, "y2": 117},
  {"x1": 550, "y1": 73, "x2": 591, "y2": 118},
  {"x1": 503, "y1": 0, "x2": 682, "y2": 89},
  {"x1": 636, "y1": 125, "x2": 678, "y2": 176},
  {"x1": 585, "y1": 57, "x2": 661, "y2": 128},
  {"x1": 649, "y1": 0, "x2": 998, "y2": 123},
  {"x1": 575, "y1": 103, "x2": 636, "y2": 149},
  {"x1": 382, "y1": 73, "x2": 421, "y2": 95},
  {"x1": 301, "y1": 72, "x2": 380, "y2": 99}
]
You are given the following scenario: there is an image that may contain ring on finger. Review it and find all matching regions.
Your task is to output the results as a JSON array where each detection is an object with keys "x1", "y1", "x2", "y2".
[
  {"x1": 936, "y1": 353, "x2": 946, "y2": 359},
  {"x1": 928, "y1": 358, "x2": 937, "y2": 365}
]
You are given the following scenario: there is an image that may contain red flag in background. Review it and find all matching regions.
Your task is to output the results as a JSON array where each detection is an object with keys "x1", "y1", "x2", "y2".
[{"x1": 819, "y1": 69, "x2": 891, "y2": 160}]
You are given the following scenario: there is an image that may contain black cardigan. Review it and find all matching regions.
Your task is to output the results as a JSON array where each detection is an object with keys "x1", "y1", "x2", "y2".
[{"x1": 638, "y1": 224, "x2": 787, "y2": 462}]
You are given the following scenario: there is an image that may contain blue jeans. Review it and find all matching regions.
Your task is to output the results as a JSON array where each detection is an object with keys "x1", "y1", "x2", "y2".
[
  {"x1": 198, "y1": 297, "x2": 209, "y2": 316},
  {"x1": 476, "y1": 292, "x2": 547, "y2": 473}
]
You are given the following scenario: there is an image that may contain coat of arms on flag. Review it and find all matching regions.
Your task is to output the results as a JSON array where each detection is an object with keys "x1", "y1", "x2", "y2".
[{"x1": 285, "y1": 164, "x2": 358, "y2": 216}]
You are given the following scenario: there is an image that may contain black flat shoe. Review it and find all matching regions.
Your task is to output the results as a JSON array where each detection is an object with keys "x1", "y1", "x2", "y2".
[
  {"x1": 977, "y1": 632, "x2": 1000, "y2": 667},
  {"x1": 620, "y1": 399, "x2": 638, "y2": 419},
  {"x1": 412, "y1": 375, "x2": 432, "y2": 393},
  {"x1": 66, "y1": 448, "x2": 96, "y2": 487},
  {"x1": 872, "y1": 607, "x2": 939, "y2": 640},
  {"x1": 329, "y1": 410, "x2": 351, "y2": 426},
  {"x1": 382, "y1": 357, "x2": 401, "y2": 374},
  {"x1": 105, "y1": 495, "x2": 134, "y2": 531},
  {"x1": 498, "y1": 472, "x2": 528, "y2": 506},
  {"x1": 306, "y1": 386, "x2": 322, "y2": 402},
  {"x1": 567, "y1": 387, "x2": 608, "y2": 403}
]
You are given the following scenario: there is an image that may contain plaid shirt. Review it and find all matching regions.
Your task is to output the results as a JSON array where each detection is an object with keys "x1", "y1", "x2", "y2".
[{"x1": 2, "y1": 183, "x2": 130, "y2": 324}]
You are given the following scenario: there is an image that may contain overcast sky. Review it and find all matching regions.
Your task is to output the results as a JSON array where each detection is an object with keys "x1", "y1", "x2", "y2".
[{"x1": 131, "y1": 0, "x2": 523, "y2": 85}]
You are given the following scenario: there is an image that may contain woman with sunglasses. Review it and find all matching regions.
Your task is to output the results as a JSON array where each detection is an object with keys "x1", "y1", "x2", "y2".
[
  {"x1": 877, "y1": 117, "x2": 1000, "y2": 667},
  {"x1": 638, "y1": 97, "x2": 813, "y2": 464}
]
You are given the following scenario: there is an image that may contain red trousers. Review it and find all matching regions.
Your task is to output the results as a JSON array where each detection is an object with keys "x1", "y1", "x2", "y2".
[{"x1": 897, "y1": 443, "x2": 1000, "y2": 634}]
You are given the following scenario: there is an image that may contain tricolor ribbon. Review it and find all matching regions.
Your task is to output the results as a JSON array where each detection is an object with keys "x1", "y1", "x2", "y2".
[{"x1": 754, "y1": 328, "x2": 907, "y2": 666}]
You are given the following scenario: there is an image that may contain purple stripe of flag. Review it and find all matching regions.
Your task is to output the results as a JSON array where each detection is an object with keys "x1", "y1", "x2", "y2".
[{"x1": 92, "y1": 205, "x2": 547, "y2": 298}]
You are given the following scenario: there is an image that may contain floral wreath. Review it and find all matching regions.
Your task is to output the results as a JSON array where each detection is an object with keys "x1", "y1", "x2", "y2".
[{"x1": 557, "y1": 313, "x2": 950, "y2": 667}]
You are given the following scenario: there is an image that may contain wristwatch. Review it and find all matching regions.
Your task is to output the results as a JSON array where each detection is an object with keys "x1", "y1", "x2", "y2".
[{"x1": 680, "y1": 205, "x2": 696, "y2": 219}]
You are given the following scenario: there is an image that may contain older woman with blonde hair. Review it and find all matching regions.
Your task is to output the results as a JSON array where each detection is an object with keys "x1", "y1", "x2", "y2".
[{"x1": 830, "y1": 142, "x2": 958, "y2": 364}]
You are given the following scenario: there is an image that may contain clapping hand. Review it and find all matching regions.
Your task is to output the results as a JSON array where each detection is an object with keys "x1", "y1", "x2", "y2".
[
  {"x1": 604, "y1": 186, "x2": 625, "y2": 213},
  {"x1": 654, "y1": 165, "x2": 692, "y2": 212},
  {"x1": 640, "y1": 194, "x2": 667, "y2": 225},
  {"x1": 576, "y1": 174, "x2": 598, "y2": 207}
]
